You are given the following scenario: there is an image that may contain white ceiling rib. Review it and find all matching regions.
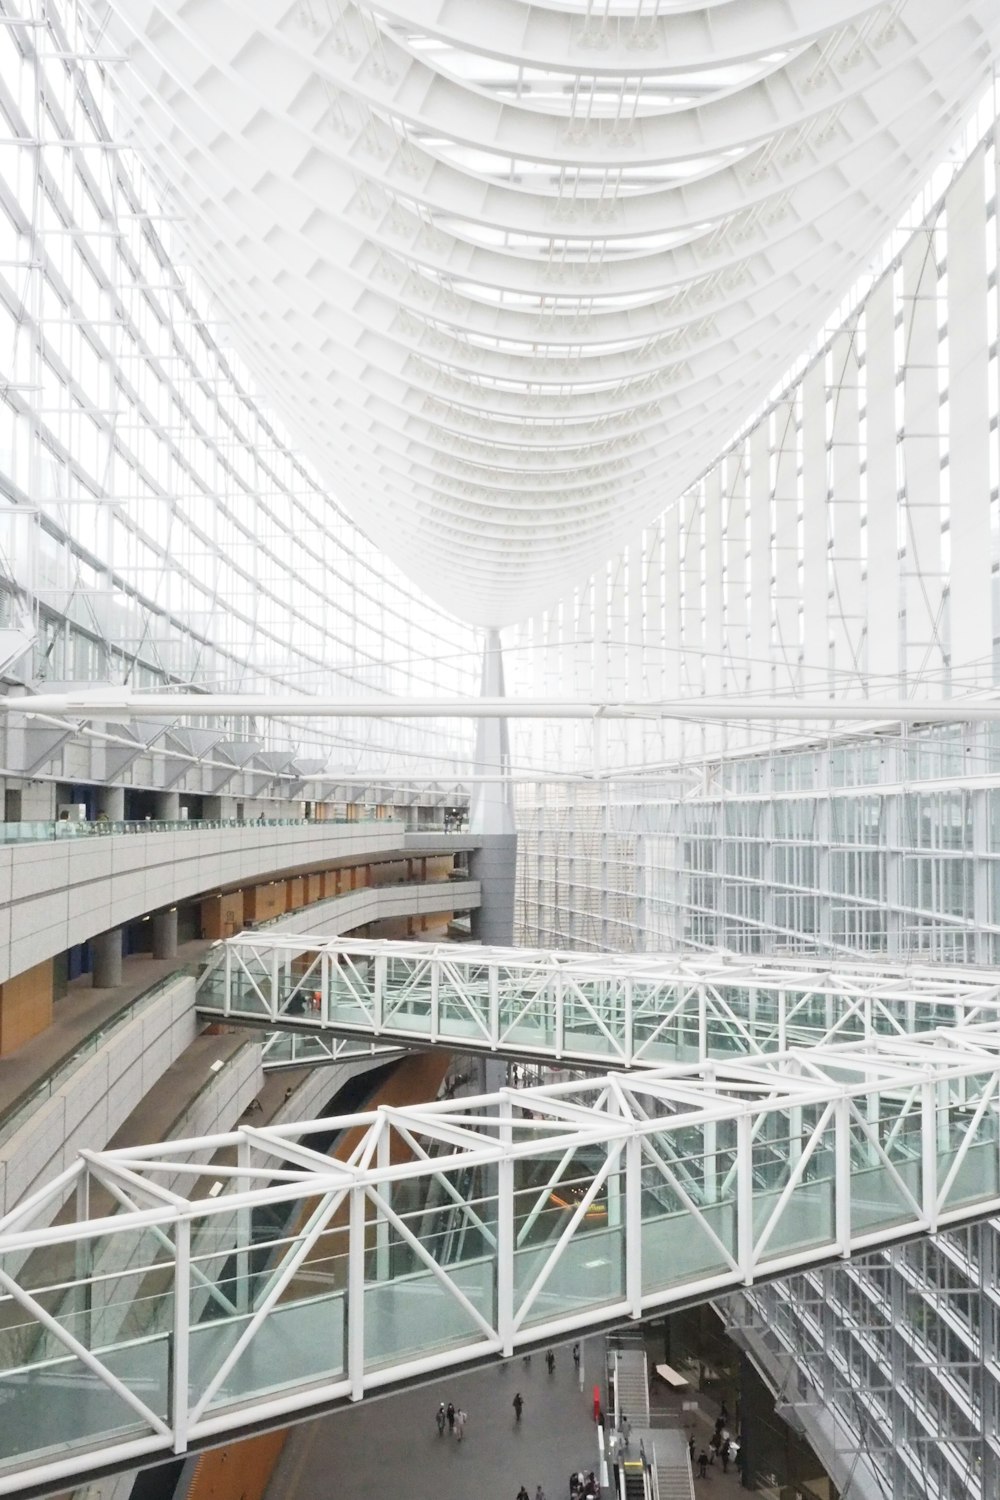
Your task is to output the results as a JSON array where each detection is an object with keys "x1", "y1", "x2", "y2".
[{"x1": 90, "y1": 0, "x2": 1000, "y2": 625}]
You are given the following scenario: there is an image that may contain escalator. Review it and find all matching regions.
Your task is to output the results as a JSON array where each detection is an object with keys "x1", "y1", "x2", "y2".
[{"x1": 620, "y1": 1460, "x2": 649, "y2": 1500}]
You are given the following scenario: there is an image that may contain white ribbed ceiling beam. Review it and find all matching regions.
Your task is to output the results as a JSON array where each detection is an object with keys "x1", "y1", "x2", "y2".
[{"x1": 89, "y1": 0, "x2": 1000, "y2": 624}]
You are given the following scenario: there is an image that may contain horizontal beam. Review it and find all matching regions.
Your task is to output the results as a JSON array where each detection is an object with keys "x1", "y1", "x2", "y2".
[{"x1": 6, "y1": 691, "x2": 1000, "y2": 724}]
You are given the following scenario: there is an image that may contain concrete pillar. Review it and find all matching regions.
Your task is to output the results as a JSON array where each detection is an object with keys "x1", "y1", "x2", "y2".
[
  {"x1": 92, "y1": 928, "x2": 123, "y2": 988},
  {"x1": 97, "y1": 786, "x2": 125, "y2": 821},
  {"x1": 155, "y1": 790, "x2": 180, "y2": 821},
  {"x1": 469, "y1": 839, "x2": 518, "y2": 945},
  {"x1": 152, "y1": 908, "x2": 178, "y2": 960}
]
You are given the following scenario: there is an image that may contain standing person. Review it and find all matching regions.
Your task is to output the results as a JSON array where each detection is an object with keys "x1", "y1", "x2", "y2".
[
  {"x1": 688, "y1": 1436, "x2": 695, "y2": 1464},
  {"x1": 435, "y1": 1402, "x2": 446, "y2": 1436},
  {"x1": 535, "y1": 1488, "x2": 546, "y2": 1500},
  {"x1": 697, "y1": 1450, "x2": 709, "y2": 1479},
  {"x1": 545, "y1": 1349, "x2": 555, "y2": 1375},
  {"x1": 572, "y1": 1342, "x2": 581, "y2": 1372},
  {"x1": 455, "y1": 1408, "x2": 467, "y2": 1442},
  {"x1": 720, "y1": 1441, "x2": 731, "y2": 1475},
  {"x1": 621, "y1": 1413, "x2": 631, "y2": 1447},
  {"x1": 512, "y1": 1391, "x2": 524, "y2": 1423},
  {"x1": 516, "y1": 1488, "x2": 530, "y2": 1500},
  {"x1": 447, "y1": 1400, "x2": 455, "y2": 1433}
]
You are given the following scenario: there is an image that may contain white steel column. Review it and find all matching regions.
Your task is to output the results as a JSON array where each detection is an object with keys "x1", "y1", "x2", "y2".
[
  {"x1": 946, "y1": 147, "x2": 992, "y2": 690},
  {"x1": 829, "y1": 325, "x2": 864, "y2": 683},
  {"x1": 772, "y1": 399, "x2": 800, "y2": 693},
  {"x1": 749, "y1": 424, "x2": 772, "y2": 697},
  {"x1": 722, "y1": 449, "x2": 748, "y2": 703},
  {"x1": 901, "y1": 232, "x2": 943, "y2": 690},
  {"x1": 704, "y1": 468, "x2": 724, "y2": 699},
  {"x1": 801, "y1": 361, "x2": 829, "y2": 692},
  {"x1": 864, "y1": 273, "x2": 899, "y2": 688}
]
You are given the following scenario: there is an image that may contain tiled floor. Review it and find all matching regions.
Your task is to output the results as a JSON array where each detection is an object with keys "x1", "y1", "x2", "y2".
[{"x1": 269, "y1": 1339, "x2": 605, "y2": 1500}]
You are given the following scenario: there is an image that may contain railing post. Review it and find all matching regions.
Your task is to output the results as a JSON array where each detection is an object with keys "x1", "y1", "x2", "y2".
[
  {"x1": 497, "y1": 1094, "x2": 514, "y2": 1355},
  {"x1": 554, "y1": 975, "x2": 564, "y2": 1059},
  {"x1": 922, "y1": 1077, "x2": 939, "y2": 1232},
  {"x1": 625, "y1": 1132, "x2": 642, "y2": 1318},
  {"x1": 374, "y1": 953, "x2": 386, "y2": 1030},
  {"x1": 835, "y1": 1095, "x2": 852, "y2": 1255},
  {"x1": 376, "y1": 1127, "x2": 390, "y2": 1282},
  {"x1": 348, "y1": 1184, "x2": 366, "y2": 1400},
  {"x1": 489, "y1": 964, "x2": 499, "y2": 1049},
  {"x1": 430, "y1": 959, "x2": 440, "y2": 1044},
  {"x1": 223, "y1": 942, "x2": 232, "y2": 1016},
  {"x1": 737, "y1": 1113, "x2": 754, "y2": 1282},
  {"x1": 236, "y1": 1138, "x2": 252, "y2": 1313},
  {"x1": 624, "y1": 980, "x2": 633, "y2": 1066},
  {"x1": 171, "y1": 1218, "x2": 191, "y2": 1452}
]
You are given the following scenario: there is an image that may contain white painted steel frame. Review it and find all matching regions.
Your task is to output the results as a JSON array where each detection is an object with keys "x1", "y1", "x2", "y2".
[
  {"x1": 2, "y1": 1027, "x2": 1000, "y2": 1492},
  {"x1": 89, "y1": 1, "x2": 1000, "y2": 625},
  {"x1": 197, "y1": 934, "x2": 1000, "y2": 1069}
]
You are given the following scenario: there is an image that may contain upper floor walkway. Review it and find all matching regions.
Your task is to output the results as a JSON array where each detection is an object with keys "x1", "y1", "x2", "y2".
[
  {"x1": 0, "y1": 822, "x2": 478, "y2": 986},
  {"x1": 1, "y1": 944, "x2": 1000, "y2": 1493}
]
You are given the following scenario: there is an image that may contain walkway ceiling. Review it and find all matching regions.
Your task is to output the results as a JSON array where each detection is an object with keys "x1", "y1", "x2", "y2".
[{"x1": 91, "y1": 0, "x2": 1000, "y2": 626}]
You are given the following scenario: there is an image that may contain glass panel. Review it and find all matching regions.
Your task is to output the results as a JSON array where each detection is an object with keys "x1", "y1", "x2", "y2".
[
  {"x1": 0, "y1": 1350, "x2": 159, "y2": 1465},
  {"x1": 640, "y1": 1143, "x2": 737, "y2": 1292},
  {"x1": 937, "y1": 1076, "x2": 1000, "y2": 1213},
  {"x1": 736, "y1": 1106, "x2": 839, "y2": 1263}
]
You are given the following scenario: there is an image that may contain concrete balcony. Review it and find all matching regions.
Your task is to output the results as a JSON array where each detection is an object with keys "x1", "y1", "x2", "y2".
[{"x1": 0, "y1": 818, "x2": 418, "y2": 984}]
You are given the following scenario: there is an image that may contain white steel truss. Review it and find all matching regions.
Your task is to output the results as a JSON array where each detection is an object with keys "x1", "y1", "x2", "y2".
[
  {"x1": 2, "y1": 1024, "x2": 1000, "y2": 1491},
  {"x1": 197, "y1": 934, "x2": 1000, "y2": 1069},
  {"x1": 84, "y1": 0, "x2": 1000, "y2": 625}
]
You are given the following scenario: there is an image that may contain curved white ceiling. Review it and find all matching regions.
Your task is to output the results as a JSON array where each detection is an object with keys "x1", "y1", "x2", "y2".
[{"x1": 92, "y1": 0, "x2": 1000, "y2": 627}]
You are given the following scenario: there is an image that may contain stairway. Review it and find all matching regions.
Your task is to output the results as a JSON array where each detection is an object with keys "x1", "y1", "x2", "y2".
[
  {"x1": 649, "y1": 1430, "x2": 695, "y2": 1500},
  {"x1": 615, "y1": 1350, "x2": 651, "y2": 1428}
]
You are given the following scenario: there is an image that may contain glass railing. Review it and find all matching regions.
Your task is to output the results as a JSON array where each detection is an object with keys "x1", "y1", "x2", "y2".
[{"x1": 0, "y1": 814, "x2": 402, "y2": 845}]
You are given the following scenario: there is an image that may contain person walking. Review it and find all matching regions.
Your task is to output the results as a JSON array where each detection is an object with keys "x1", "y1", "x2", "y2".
[
  {"x1": 512, "y1": 1391, "x2": 524, "y2": 1423},
  {"x1": 455, "y1": 1408, "x2": 467, "y2": 1442},
  {"x1": 572, "y1": 1342, "x2": 581, "y2": 1372},
  {"x1": 435, "y1": 1402, "x2": 446, "y2": 1436},
  {"x1": 688, "y1": 1436, "x2": 695, "y2": 1465},
  {"x1": 545, "y1": 1349, "x2": 555, "y2": 1375},
  {"x1": 446, "y1": 1400, "x2": 455, "y2": 1433},
  {"x1": 516, "y1": 1488, "x2": 530, "y2": 1500},
  {"x1": 535, "y1": 1487, "x2": 546, "y2": 1500},
  {"x1": 697, "y1": 1450, "x2": 709, "y2": 1479},
  {"x1": 621, "y1": 1413, "x2": 631, "y2": 1447},
  {"x1": 720, "y1": 1441, "x2": 730, "y2": 1475}
]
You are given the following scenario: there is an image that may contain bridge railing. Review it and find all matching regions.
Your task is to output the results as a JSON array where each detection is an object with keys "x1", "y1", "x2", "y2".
[
  {"x1": 196, "y1": 934, "x2": 1000, "y2": 1069},
  {"x1": 0, "y1": 1029, "x2": 1000, "y2": 1492}
]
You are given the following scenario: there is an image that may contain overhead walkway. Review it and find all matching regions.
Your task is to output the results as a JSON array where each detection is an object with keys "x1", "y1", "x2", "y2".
[
  {"x1": 2, "y1": 1002, "x2": 1000, "y2": 1493},
  {"x1": 196, "y1": 935, "x2": 1000, "y2": 1069}
]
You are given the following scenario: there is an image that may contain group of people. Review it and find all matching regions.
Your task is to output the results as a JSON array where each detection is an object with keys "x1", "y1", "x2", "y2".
[
  {"x1": 569, "y1": 1469, "x2": 598, "y2": 1499},
  {"x1": 688, "y1": 1404, "x2": 741, "y2": 1480},
  {"x1": 514, "y1": 1487, "x2": 546, "y2": 1500},
  {"x1": 435, "y1": 1401, "x2": 468, "y2": 1441}
]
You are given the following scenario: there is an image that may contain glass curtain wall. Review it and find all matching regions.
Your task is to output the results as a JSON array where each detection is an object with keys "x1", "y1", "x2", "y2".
[
  {"x1": 511, "y1": 76, "x2": 1000, "y2": 1500},
  {"x1": 0, "y1": 0, "x2": 478, "y2": 775}
]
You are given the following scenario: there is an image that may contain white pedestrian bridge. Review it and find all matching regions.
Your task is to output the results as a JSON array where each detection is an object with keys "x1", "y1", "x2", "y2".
[{"x1": 3, "y1": 941, "x2": 1000, "y2": 1493}]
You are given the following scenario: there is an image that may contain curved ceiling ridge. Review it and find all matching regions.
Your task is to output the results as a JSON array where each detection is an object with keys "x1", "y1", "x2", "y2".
[{"x1": 91, "y1": 0, "x2": 1000, "y2": 625}]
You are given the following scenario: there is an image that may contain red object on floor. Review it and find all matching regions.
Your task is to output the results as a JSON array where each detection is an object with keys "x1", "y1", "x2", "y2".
[{"x1": 593, "y1": 1386, "x2": 601, "y2": 1422}]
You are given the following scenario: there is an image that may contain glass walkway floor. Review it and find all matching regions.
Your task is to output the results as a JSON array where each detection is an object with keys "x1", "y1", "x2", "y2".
[{"x1": 1, "y1": 939, "x2": 1000, "y2": 1492}]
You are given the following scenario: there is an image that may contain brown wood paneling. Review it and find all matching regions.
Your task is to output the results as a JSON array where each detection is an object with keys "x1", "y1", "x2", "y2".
[{"x1": 0, "y1": 959, "x2": 53, "y2": 1055}]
